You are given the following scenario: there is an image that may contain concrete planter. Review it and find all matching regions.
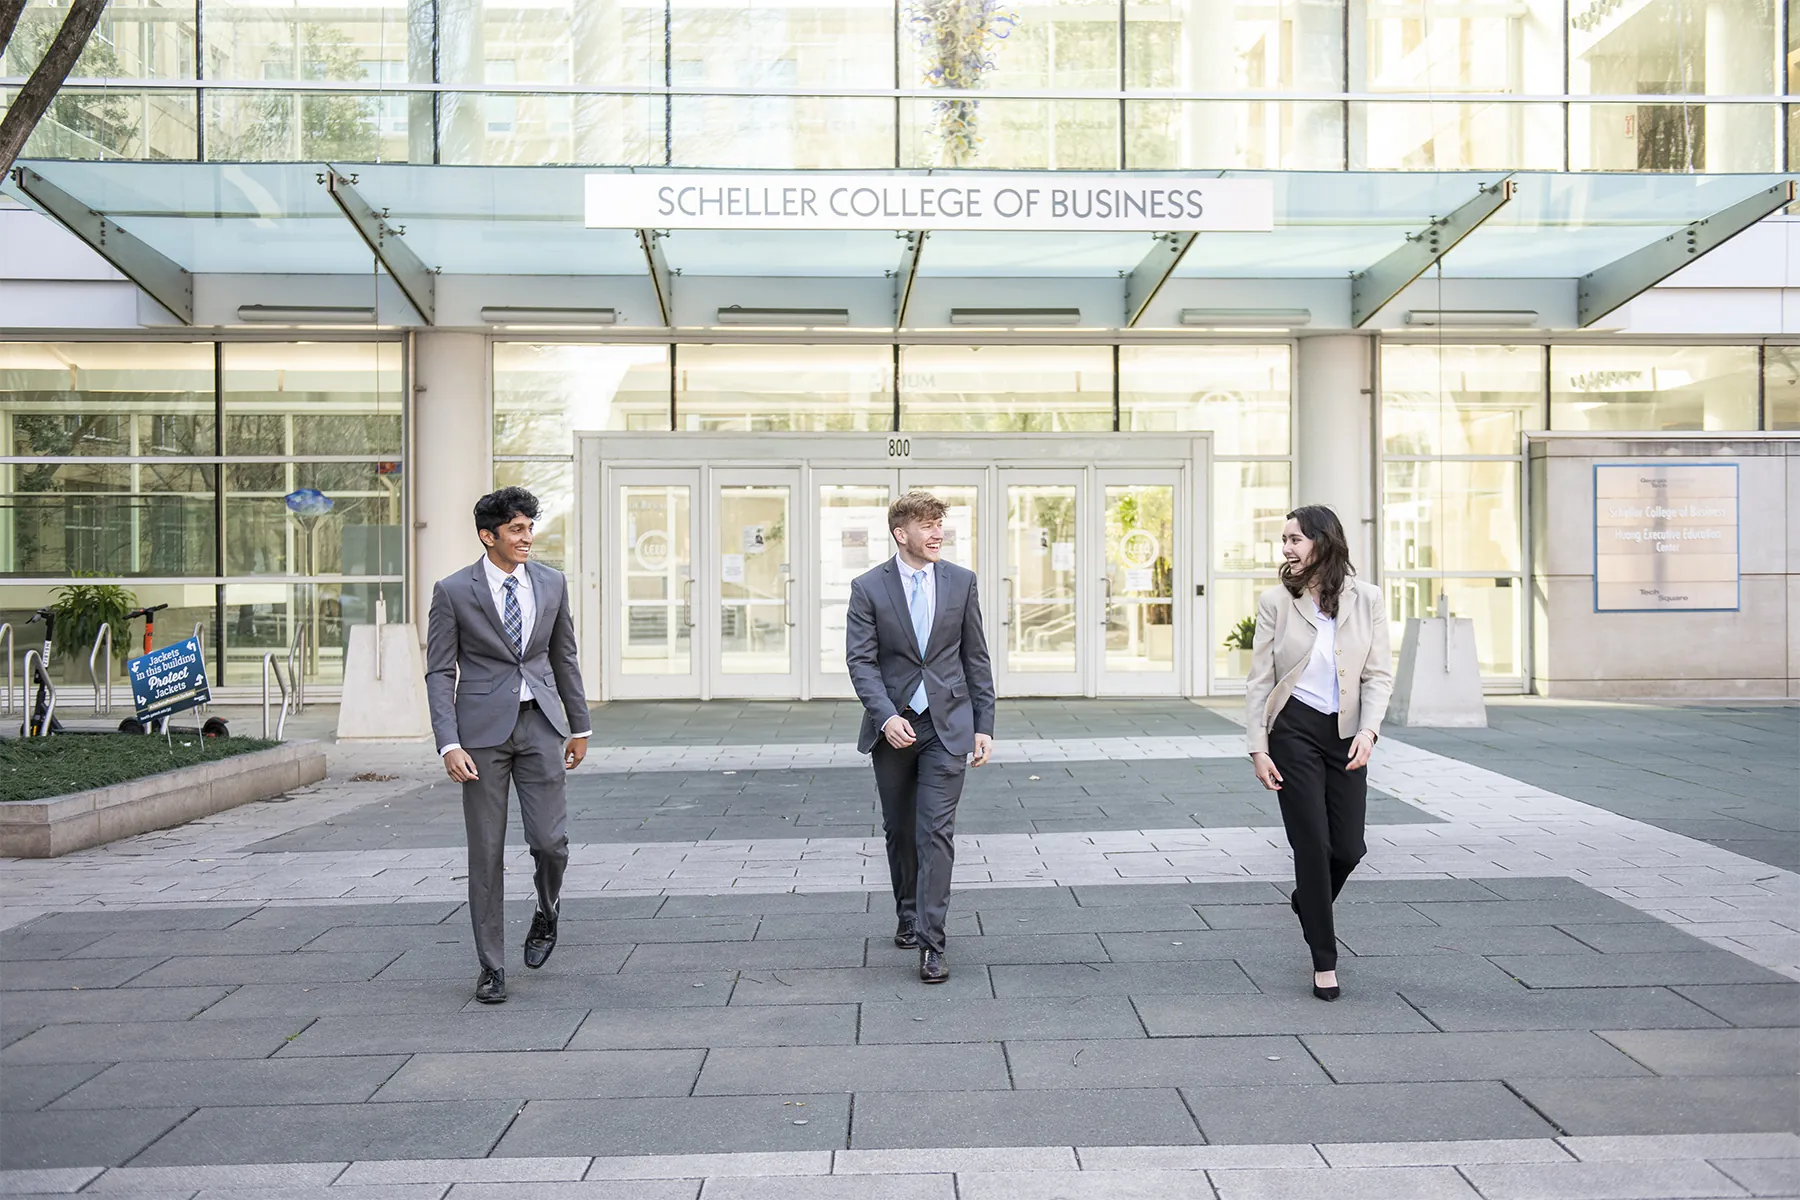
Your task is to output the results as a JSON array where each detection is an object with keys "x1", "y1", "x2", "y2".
[{"x1": 0, "y1": 740, "x2": 328, "y2": 858}]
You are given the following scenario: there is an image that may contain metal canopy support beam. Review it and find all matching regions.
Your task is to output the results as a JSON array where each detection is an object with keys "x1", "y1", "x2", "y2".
[
  {"x1": 12, "y1": 165, "x2": 193, "y2": 323},
  {"x1": 639, "y1": 229, "x2": 673, "y2": 326},
  {"x1": 1124, "y1": 232, "x2": 1197, "y2": 327},
  {"x1": 1350, "y1": 176, "x2": 1515, "y2": 327},
  {"x1": 1578, "y1": 179, "x2": 1797, "y2": 327},
  {"x1": 323, "y1": 166, "x2": 436, "y2": 325},
  {"x1": 895, "y1": 230, "x2": 926, "y2": 329}
]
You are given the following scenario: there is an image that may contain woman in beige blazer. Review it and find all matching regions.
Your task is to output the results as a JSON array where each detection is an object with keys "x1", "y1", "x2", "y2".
[{"x1": 1245, "y1": 505, "x2": 1393, "y2": 1001}]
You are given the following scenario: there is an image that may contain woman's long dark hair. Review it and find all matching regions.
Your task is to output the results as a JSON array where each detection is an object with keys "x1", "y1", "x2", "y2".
[{"x1": 1280, "y1": 505, "x2": 1354, "y2": 618}]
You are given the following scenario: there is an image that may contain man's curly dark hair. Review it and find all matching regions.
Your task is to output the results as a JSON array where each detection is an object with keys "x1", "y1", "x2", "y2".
[{"x1": 473, "y1": 486, "x2": 541, "y2": 538}]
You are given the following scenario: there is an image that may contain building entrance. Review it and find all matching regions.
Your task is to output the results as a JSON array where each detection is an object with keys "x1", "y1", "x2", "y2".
[{"x1": 579, "y1": 433, "x2": 1212, "y2": 701}]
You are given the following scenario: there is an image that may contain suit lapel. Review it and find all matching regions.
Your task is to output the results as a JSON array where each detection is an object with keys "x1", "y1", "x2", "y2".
[
  {"x1": 468, "y1": 559, "x2": 512, "y2": 648},
  {"x1": 924, "y1": 562, "x2": 957, "y2": 659},
  {"x1": 526, "y1": 561, "x2": 556, "y2": 654},
  {"x1": 881, "y1": 558, "x2": 923, "y2": 663},
  {"x1": 1290, "y1": 592, "x2": 1318, "y2": 632}
]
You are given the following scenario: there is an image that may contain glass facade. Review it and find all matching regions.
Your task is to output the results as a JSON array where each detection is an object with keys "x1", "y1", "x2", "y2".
[
  {"x1": 1550, "y1": 345, "x2": 1761, "y2": 432},
  {"x1": 0, "y1": 340, "x2": 402, "y2": 689},
  {"x1": 7, "y1": 0, "x2": 1793, "y2": 168}
]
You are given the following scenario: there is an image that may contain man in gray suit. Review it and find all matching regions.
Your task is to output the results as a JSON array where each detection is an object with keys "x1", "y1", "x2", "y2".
[
  {"x1": 846, "y1": 490, "x2": 996, "y2": 983},
  {"x1": 426, "y1": 487, "x2": 591, "y2": 1004}
]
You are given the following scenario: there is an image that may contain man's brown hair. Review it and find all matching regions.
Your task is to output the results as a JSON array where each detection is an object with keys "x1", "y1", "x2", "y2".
[{"x1": 889, "y1": 490, "x2": 947, "y2": 535}]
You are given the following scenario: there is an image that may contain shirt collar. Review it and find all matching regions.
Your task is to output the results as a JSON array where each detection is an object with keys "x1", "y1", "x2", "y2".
[
  {"x1": 895, "y1": 555, "x2": 934, "y2": 579},
  {"x1": 483, "y1": 556, "x2": 528, "y2": 588}
]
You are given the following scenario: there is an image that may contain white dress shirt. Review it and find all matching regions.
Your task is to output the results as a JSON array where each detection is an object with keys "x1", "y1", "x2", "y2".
[
  {"x1": 894, "y1": 555, "x2": 935, "y2": 722},
  {"x1": 1290, "y1": 596, "x2": 1341, "y2": 716}
]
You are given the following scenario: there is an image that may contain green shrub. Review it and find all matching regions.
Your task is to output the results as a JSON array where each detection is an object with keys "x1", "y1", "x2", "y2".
[
  {"x1": 1223, "y1": 614, "x2": 1258, "y2": 651},
  {"x1": 49, "y1": 582, "x2": 137, "y2": 669}
]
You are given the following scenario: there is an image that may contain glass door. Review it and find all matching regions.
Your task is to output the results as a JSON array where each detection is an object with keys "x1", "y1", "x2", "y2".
[
  {"x1": 712, "y1": 470, "x2": 802, "y2": 697},
  {"x1": 813, "y1": 470, "x2": 898, "y2": 697},
  {"x1": 1097, "y1": 472, "x2": 1183, "y2": 696},
  {"x1": 998, "y1": 471, "x2": 1084, "y2": 696},
  {"x1": 607, "y1": 469, "x2": 700, "y2": 699}
]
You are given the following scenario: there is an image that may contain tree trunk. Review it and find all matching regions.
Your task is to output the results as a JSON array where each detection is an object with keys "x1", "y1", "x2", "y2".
[
  {"x1": 0, "y1": 1, "x2": 29, "y2": 60},
  {"x1": 0, "y1": 0, "x2": 108, "y2": 176}
]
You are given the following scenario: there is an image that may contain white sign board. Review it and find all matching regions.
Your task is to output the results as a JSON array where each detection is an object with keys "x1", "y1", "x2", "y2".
[
  {"x1": 586, "y1": 173, "x2": 1275, "y2": 233},
  {"x1": 1594, "y1": 463, "x2": 1739, "y2": 612}
]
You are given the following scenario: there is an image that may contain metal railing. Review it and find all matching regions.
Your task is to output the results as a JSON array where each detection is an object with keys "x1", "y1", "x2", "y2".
[
  {"x1": 0, "y1": 623, "x2": 12, "y2": 717},
  {"x1": 286, "y1": 623, "x2": 308, "y2": 715},
  {"x1": 21, "y1": 649, "x2": 53, "y2": 737},
  {"x1": 261, "y1": 652, "x2": 293, "y2": 741},
  {"x1": 88, "y1": 624, "x2": 113, "y2": 715}
]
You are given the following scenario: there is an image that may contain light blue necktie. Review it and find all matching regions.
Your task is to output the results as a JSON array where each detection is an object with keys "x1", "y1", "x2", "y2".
[{"x1": 907, "y1": 568, "x2": 930, "y2": 714}]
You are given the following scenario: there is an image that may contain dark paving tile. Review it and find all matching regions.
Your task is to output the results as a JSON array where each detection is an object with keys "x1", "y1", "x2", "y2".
[
  {"x1": 1072, "y1": 883, "x2": 1287, "y2": 907},
  {"x1": 1596, "y1": 1028, "x2": 1800, "y2": 1076},
  {"x1": 1401, "y1": 985, "x2": 1730, "y2": 1031},
  {"x1": 552, "y1": 897, "x2": 670, "y2": 920},
  {"x1": 1489, "y1": 952, "x2": 1790, "y2": 988},
  {"x1": 989, "y1": 961, "x2": 1254, "y2": 998},
  {"x1": 493, "y1": 1094, "x2": 851, "y2": 1156},
  {"x1": 976, "y1": 905, "x2": 1206, "y2": 936},
  {"x1": 1470, "y1": 877, "x2": 1612, "y2": 901},
  {"x1": 1, "y1": 1019, "x2": 303, "y2": 1065},
  {"x1": 1336, "y1": 926, "x2": 1596, "y2": 957},
  {"x1": 297, "y1": 925, "x2": 475, "y2": 954},
  {"x1": 68, "y1": 926, "x2": 329, "y2": 959},
  {"x1": 1336, "y1": 880, "x2": 1510, "y2": 902},
  {"x1": 695, "y1": 1044, "x2": 1011, "y2": 1095},
  {"x1": 1237, "y1": 954, "x2": 1523, "y2": 994},
  {"x1": 914, "y1": 934, "x2": 1108, "y2": 966},
  {"x1": 0, "y1": 986, "x2": 230, "y2": 1028},
  {"x1": 374, "y1": 943, "x2": 630, "y2": 980},
  {"x1": 0, "y1": 1108, "x2": 191, "y2": 1169},
  {"x1": 126, "y1": 952, "x2": 401, "y2": 988},
  {"x1": 1200, "y1": 903, "x2": 1439, "y2": 930},
  {"x1": 24, "y1": 908, "x2": 260, "y2": 934},
  {"x1": 564, "y1": 918, "x2": 760, "y2": 944},
  {"x1": 197, "y1": 981, "x2": 473, "y2": 1019},
  {"x1": 622, "y1": 939, "x2": 865, "y2": 972},
  {"x1": 373, "y1": 1049, "x2": 705, "y2": 1100},
  {"x1": 758, "y1": 913, "x2": 978, "y2": 941},
  {"x1": 276, "y1": 1011, "x2": 584, "y2": 1057},
  {"x1": 0, "y1": 958, "x2": 167, "y2": 991},
  {"x1": 1184, "y1": 1081, "x2": 1557, "y2": 1143},
  {"x1": 1007, "y1": 1036, "x2": 1327, "y2": 1089},
  {"x1": 0, "y1": 930, "x2": 109, "y2": 960},
  {"x1": 948, "y1": 887, "x2": 1080, "y2": 910},
  {"x1": 858, "y1": 997, "x2": 1146, "y2": 1045},
  {"x1": 568, "y1": 1004, "x2": 857, "y2": 1050},
  {"x1": 130, "y1": 1100, "x2": 520, "y2": 1165},
  {"x1": 727, "y1": 966, "x2": 994, "y2": 1006},
  {"x1": 1410, "y1": 899, "x2": 1658, "y2": 927},
  {"x1": 1135, "y1": 992, "x2": 1437, "y2": 1037},
  {"x1": 53, "y1": 1056, "x2": 406, "y2": 1108},
  {"x1": 1096, "y1": 930, "x2": 1319, "y2": 961},
  {"x1": 454, "y1": 972, "x2": 739, "y2": 1012},
  {"x1": 658, "y1": 893, "x2": 874, "y2": 918},
  {"x1": 238, "y1": 901, "x2": 466, "y2": 926},
  {"x1": 1303, "y1": 1031, "x2": 1652, "y2": 1082},
  {"x1": 1670, "y1": 983, "x2": 1800, "y2": 1028},
  {"x1": 1510, "y1": 1076, "x2": 1800, "y2": 1135},
  {"x1": 1, "y1": 1062, "x2": 108, "y2": 1111},
  {"x1": 850, "y1": 1087, "x2": 1202, "y2": 1148},
  {"x1": 1556, "y1": 919, "x2": 1758, "y2": 954}
]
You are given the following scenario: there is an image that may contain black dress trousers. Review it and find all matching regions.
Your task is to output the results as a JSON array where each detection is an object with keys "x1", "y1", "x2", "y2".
[{"x1": 1267, "y1": 697, "x2": 1368, "y2": 972}]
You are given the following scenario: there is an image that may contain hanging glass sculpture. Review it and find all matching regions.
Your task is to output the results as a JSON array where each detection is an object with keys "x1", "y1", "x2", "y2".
[{"x1": 904, "y1": 0, "x2": 1020, "y2": 168}]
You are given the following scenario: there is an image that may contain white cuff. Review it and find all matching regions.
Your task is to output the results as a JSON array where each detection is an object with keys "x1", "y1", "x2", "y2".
[
  {"x1": 569, "y1": 731, "x2": 590, "y2": 739},
  {"x1": 439, "y1": 743, "x2": 461, "y2": 758}
]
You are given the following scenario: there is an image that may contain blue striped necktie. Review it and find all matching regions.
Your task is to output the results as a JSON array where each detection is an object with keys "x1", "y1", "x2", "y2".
[{"x1": 502, "y1": 576, "x2": 523, "y2": 659}]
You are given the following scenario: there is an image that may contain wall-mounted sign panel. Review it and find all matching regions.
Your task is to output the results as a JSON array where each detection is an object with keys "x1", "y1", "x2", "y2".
[
  {"x1": 586, "y1": 173, "x2": 1275, "y2": 233},
  {"x1": 1594, "y1": 463, "x2": 1739, "y2": 612}
]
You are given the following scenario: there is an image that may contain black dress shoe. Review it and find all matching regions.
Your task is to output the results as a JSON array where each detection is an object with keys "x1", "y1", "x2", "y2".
[
  {"x1": 475, "y1": 967, "x2": 507, "y2": 1004},
  {"x1": 894, "y1": 920, "x2": 919, "y2": 949},
  {"x1": 1312, "y1": 973, "x2": 1339, "y2": 1002},
  {"x1": 919, "y1": 948, "x2": 948, "y2": 984},
  {"x1": 524, "y1": 903, "x2": 559, "y2": 970}
]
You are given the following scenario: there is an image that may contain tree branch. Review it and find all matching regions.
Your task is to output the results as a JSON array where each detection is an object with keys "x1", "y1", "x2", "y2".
[
  {"x1": 0, "y1": 1, "x2": 29, "y2": 60},
  {"x1": 0, "y1": 0, "x2": 108, "y2": 176}
]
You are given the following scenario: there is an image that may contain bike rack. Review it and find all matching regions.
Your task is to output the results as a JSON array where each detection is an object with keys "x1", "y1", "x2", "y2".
[
  {"x1": 0, "y1": 623, "x2": 13, "y2": 717},
  {"x1": 286, "y1": 623, "x2": 307, "y2": 715},
  {"x1": 261, "y1": 652, "x2": 292, "y2": 741},
  {"x1": 22, "y1": 649, "x2": 54, "y2": 737},
  {"x1": 88, "y1": 625, "x2": 113, "y2": 715}
]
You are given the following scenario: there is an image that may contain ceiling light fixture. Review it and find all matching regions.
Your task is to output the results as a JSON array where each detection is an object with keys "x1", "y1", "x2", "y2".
[
  {"x1": 948, "y1": 308, "x2": 1081, "y2": 326},
  {"x1": 480, "y1": 306, "x2": 618, "y2": 326},
  {"x1": 236, "y1": 305, "x2": 376, "y2": 324},
  {"x1": 1178, "y1": 308, "x2": 1312, "y2": 327},
  {"x1": 1404, "y1": 309, "x2": 1539, "y2": 327},
  {"x1": 716, "y1": 306, "x2": 851, "y2": 326}
]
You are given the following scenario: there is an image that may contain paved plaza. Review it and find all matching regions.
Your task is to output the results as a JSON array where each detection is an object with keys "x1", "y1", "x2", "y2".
[{"x1": 0, "y1": 698, "x2": 1796, "y2": 1198}]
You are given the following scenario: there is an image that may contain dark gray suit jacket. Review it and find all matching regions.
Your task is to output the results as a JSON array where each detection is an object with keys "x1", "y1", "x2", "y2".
[
  {"x1": 425, "y1": 558, "x2": 591, "y2": 751},
  {"x1": 846, "y1": 557, "x2": 996, "y2": 756}
]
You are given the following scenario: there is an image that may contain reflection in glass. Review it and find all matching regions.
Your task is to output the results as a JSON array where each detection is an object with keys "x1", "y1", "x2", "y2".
[
  {"x1": 221, "y1": 580, "x2": 401, "y2": 685},
  {"x1": 620, "y1": 484, "x2": 692, "y2": 675},
  {"x1": 901, "y1": 99, "x2": 1120, "y2": 169},
  {"x1": 4, "y1": 0, "x2": 197, "y2": 79},
  {"x1": 818, "y1": 484, "x2": 891, "y2": 675},
  {"x1": 0, "y1": 462, "x2": 215, "y2": 578},
  {"x1": 206, "y1": 90, "x2": 411, "y2": 163},
  {"x1": 1765, "y1": 347, "x2": 1800, "y2": 430},
  {"x1": 1383, "y1": 460, "x2": 1520, "y2": 574},
  {"x1": 1550, "y1": 345, "x2": 1759, "y2": 431},
  {"x1": 1104, "y1": 485, "x2": 1176, "y2": 673},
  {"x1": 673, "y1": 97, "x2": 895, "y2": 168},
  {"x1": 1215, "y1": 461, "x2": 1290, "y2": 573},
  {"x1": 1385, "y1": 576, "x2": 1519, "y2": 677},
  {"x1": 679, "y1": 346, "x2": 893, "y2": 432},
  {"x1": 0, "y1": 343, "x2": 215, "y2": 457},
  {"x1": 902, "y1": 346, "x2": 1112, "y2": 432},
  {"x1": 434, "y1": 0, "x2": 663, "y2": 87},
  {"x1": 1352, "y1": 102, "x2": 1563, "y2": 170},
  {"x1": 1119, "y1": 345, "x2": 1290, "y2": 453},
  {"x1": 1382, "y1": 344, "x2": 1546, "y2": 456},
  {"x1": 495, "y1": 460, "x2": 573, "y2": 573},
  {"x1": 1128, "y1": 101, "x2": 1345, "y2": 169},
  {"x1": 225, "y1": 463, "x2": 403, "y2": 577},
  {"x1": 1006, "y1": 484, "x2": 1078, "y2": 674},
  {"x1": 222, "y1": 343, "x2": 403, "y2": 456},
  {"x1": 437, "y1": 93, "x2": 663, "y2": 165},
  {"x1": 1212, "y1": 575, "x2": 1276, "y2": 681},
  {"x1": 495, "y1": 344, "x2": 671, "y2": 453},
  {"x1": 8, "y1": 88, "x2": 198, "y2": 160},
  {"x1": 719, "y1": 485, "x2": 791, "y2": 675}
]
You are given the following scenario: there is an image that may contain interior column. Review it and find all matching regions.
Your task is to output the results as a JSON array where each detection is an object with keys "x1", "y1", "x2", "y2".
[
  {"x1": 411, "y1": 332, "x2": 491, "y2": 631},
  {"x1": 1294, "y1": 334, "x2": 1376, "y2": 572}
]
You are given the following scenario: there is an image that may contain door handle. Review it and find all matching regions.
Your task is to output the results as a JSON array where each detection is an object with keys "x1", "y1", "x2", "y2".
[
  {"x1": 1101, "y1": 576, "x2": 1112, "y2": 626},
  {"x1": 1002, "y1": 577, "x2": 1014, "y2": 627},
  {"x1": 683, "y1": 577, "x2": 696, "y2": 628},
  {"x1": 783, "y1": 576, "x2": 795, "y2": 627}
]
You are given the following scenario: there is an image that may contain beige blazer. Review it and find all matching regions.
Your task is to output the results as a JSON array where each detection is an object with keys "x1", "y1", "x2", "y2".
[{"x1": 1244, "y1": 577, "x2": 1393, "y2": 756}]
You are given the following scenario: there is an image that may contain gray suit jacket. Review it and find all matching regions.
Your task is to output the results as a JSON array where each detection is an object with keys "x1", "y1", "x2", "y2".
[
  {"x1": 846, "y1": 557, "x2": 996, "y2": 757},
  {"x1": 425, "y1": 558, "x2": 591, "y2": 751}
]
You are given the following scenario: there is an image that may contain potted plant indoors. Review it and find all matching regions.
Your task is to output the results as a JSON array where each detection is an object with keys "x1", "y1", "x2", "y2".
[
  {"x1": 1223, "y1": 614, "x2": 1257, "y2": 678},
  {"x1": 48, "y1": 582, "x2": 137, "y2": 685}
]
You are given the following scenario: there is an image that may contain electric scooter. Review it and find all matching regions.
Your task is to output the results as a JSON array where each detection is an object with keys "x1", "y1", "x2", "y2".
[
  {"x1": 116, "y1": 604, "x2": 229, "y2": 738},
  {"x1": 22, "y1": 607, "x2": 62, "y2": 736}
]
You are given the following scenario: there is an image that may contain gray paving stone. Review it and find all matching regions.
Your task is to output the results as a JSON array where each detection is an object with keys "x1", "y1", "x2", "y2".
[
  {"x1": 851, "y1": 1089, "x2": 1202, "y2": 1148},
  {"x1": 26, "y1": 909, "x2": 260, "y2": 935},
  {"x1": 0, "y1": 1109, "x2": 192, "y2": 1170},
  {"x1": 1408, "y1": 900, "x2": 1658, "y2": 927},
  {"x1": 376, "y1": 943, "x2": 631, "y2": 980},
  {"x1": 1234, "y1": 953, "x2": 1518, "y2": 994},
  {"x1": 1185, "y1": 1081, "x2": 1558, "y2": 1143},
  {"x1": 195, "y1": 981, "x2": 475, "y2": 1020},
  {"x1": 1340, "y1": 880, "x2": 1507, "y2": 902},
  {"x1": 1596, "y1": 1028, "x2": 1800, "y2": 1077},
  {"x1": 0, "y1": 1165, "x2": 105, "y2": 1193},
  {"x1": 294, "y1": 926, "x2": 473, "y2": 954},
  {"x1": 699, "y1": 1178, "x2": 952, "y2": 1200},
  {"x1": 834, "y1": 1149, "x2": 1077, "y2": 1173},
  {"x1": 0, "y1": 959, "x2": 168, "y2": 991},
  {"x1": 53, "y1": 1057, "x2": 406, "y2": 1109},
  {"x1": 1490, "y1": 952, "x2": 1789, "y2": 988},
  {"x1": 946, "y1": 888, "x2": 1079, "y2": 910},
  {"x1": 1400, "y1": 986, "x2": 1729, "y2": 1032},
  {"x1": 904, "y1": 934, "x2": 1107, "y2": 966},
  {"x1": 129, "y1": 1101, "x2": 519, "y2": 1166},
  {"x1": 1, "y1": 1063, "x2": 108, "y2": 1111},
  {"x1": 1134, "y1": 992, "x2": 1436, "y2": 1037},
  {"x1": 580, "y1": 1151, "x2": 833, "y2": 1179},
  {"x1": 0, "y1": 1019, "x2": 303, "y2": 1065},
  {"x1": 1334, "y1": 926, "x2": 1596, "y2": 957},
  {"x1": 189, "y1": 1186, "x2": 449, "y2": 1200},
  {"x1": 0, "y1": 931, "x2": 108, "y2": 961},
  {"x1": 83, "y1": 1162, "x2": 350, "y2": 1190},
  {"x1": 277, "y1": 1012, "x2": 584, "y2": 1057},
  {"x1": 1075, "y1": 1146, "x2": 1325, "y2": 1169},
  {"x1": 1207, "y1": 1165, "x2": 1479, "y2": 1200},
  {"x1": 125, "y1": 953, "x2": 401, "y2": 988},
  {"x1": 1095, "y1": 931, "x2": 1304, "y2": 961},
  {"x1": 1302, "y1": 1032, "x2": 1652, "y2": 1083},
  {"x1": 656, "y1": 894, "x2": 872, "y2": 918},
  {"x1": 0, "y1": 988, "x2": 232, "y2": 1032},
  {"x1": 621, "y1": 940, "x2": 864, "y2": 972},
  {"x1": 564, "y1": 918, "x2": 759, "y2": 944},
  {"x1": 1005, "y1": 1036, "x2": 1326, "y2": 1089},
  {"x1": 373, "y1": 1050, "x2": 703, "y2": 1100},
  {"x1": 755, "y1": 914, "x2": 976, "y2": 942},
  {"x1": 1459, "y1": 1159, "x2": 1752, "y2": 1199},
  {"x1": 949, "y1": 1171, "x2": 1203, "y2": 1200},
  {"x1": 569, "y1": 1004, "x2": 856, "y2": 1050},
  {"x1": 1558, "y1": 1133, "x2": 1800, "y2": 1161},
  {"x1": 1315, "y1": 1139, "x2": 1574, "y2": 1167},
  {"x1": 1713, "y1": 1158, "x2": 1800, "y2": 1197},
  {"x1": 857, "y1": 997, "x2": 1145, "y2": 1044},
  {"x1": 988, "y1": 961, "x2": 1254, "y2": 998},
  {"x1": 1069, "y1": 883, "x2": 1286, "y2": 907},
  {"x1": 695, "y1": 1044, "x2": 1010, "y2": 1094},
  {"x1": 1198, "y1": 903, "x2": 1437, "y2": 931},
  {"x1": 445, "y1": 1183, "x2": 698, "y2": 1200},
  {"x1": 550, "y1": 898, "x2": 671, "y2": 921},
  {"x1": 1510, "y1": 1076, "x2": 1800, "y2": 1136},
  {"x1": 1669, "y1": 984, "x2": 1800, "y2": 1028},
  {"x1": 1550, "y1": 923, "x2": 1721, "y2": 954},
  {"x1": 67, "y1": 927, "x2": 330, "y2": 959},
  {"x1": 727, "y1": 967, "x2": 993, "y2": 1006},
  {"x1": 492, "y1": 1095, "x2": 851, "y2": 1157},
  {"x1": 1472, "y1": 879, "x2": 1613, "y2": 901},
  {"x1": 242, "y1": 902, "x2": 465, "y2": 926},
  {"x1": 973, "y1": 906, "x2": 1207, "y2": 936},
  {"x1": 456, "y1": 973, "x2": 740, "y2": 1012},
  {"x1": 336, "y1": 1157, "x2": 591, "y2": 1184}
]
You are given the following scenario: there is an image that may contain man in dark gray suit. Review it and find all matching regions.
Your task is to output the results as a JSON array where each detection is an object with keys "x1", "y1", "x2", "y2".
[
  {"x1": 846, "y1": 490, "x2": 995, "y2": 984},
  {"x1": 426, "y1": 487, "x2": 590, "y2": 1004}
]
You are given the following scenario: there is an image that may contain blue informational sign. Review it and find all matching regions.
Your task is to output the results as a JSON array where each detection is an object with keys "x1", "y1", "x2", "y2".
[{"x1": 126, "y1": 637, "x2": 212, "y2": 723}]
